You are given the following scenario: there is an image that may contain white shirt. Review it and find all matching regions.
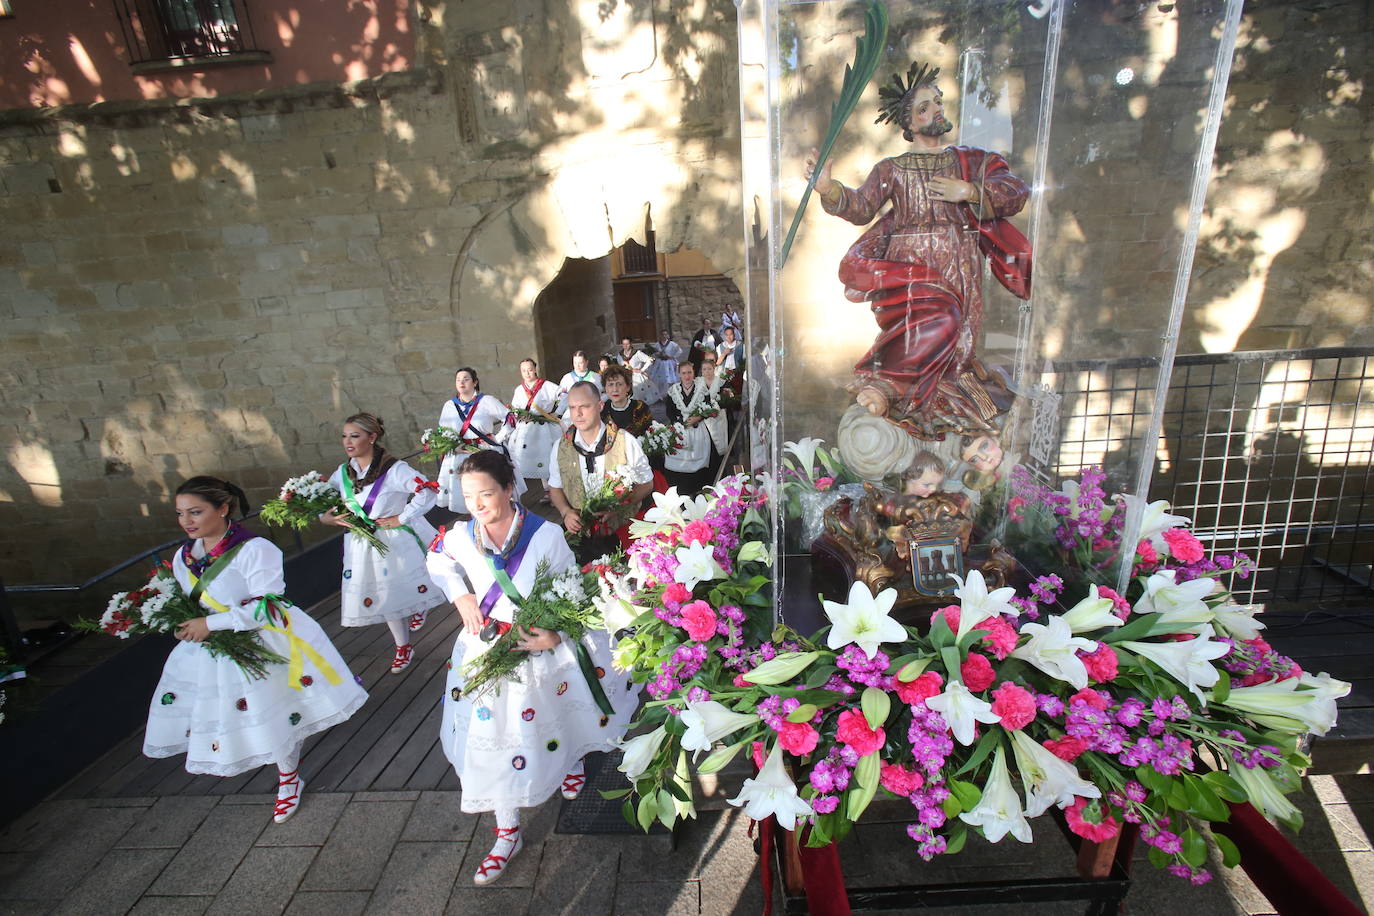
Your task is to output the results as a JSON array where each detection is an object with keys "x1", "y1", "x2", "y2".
[
  {"x1": 439, "y1": 394, "x2": 510, "y2": 445},
  {"x1": 546, "y1": 422, "x2": 653, "y2": 493},
  {"x1": 327, "y1": 457, "x2": 436, "y2": 524}
]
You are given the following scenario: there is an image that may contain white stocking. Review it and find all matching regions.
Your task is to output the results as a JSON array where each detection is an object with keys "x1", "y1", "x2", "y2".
[
  {"x1": 275, "y1": 743, "x2": 302, "y2": 776},
  {"x1": 385, "y1": 617, "x2": 409, "y2": 647}
]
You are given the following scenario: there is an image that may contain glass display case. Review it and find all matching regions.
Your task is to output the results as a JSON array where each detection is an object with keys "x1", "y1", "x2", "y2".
[{"x1": 736, "y1": 0, "x2": 1244, "y2": 625}]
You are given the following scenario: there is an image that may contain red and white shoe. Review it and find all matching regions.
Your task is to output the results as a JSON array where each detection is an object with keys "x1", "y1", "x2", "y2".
[
  {"x1": 390, "y1": 643, "x2": 414, "y2": 674},
  {"x1": 408, "y1": 610, "x2": 428, "y2": 632},
  {"x1": 474, "y1": 825, "x2": 522, "y2": 886},
  {"x1": 273, "y1": 769, "x2": 304, "y2": 824},
  {"x1": 560, "y1": 771, "x2": 586, "y2": 800}
]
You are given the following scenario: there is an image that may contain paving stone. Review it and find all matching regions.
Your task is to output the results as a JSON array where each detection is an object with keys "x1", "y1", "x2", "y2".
[
  {"x1": 282, "y1": 891, "x2": 370, "y2": 916},
  {"x1": 0, "y1": 800, "x2": 115, "y2": 854},
  {"x1": 218, "y1": 794, "x2": 277, "y2": 807},
  {"x1": 117, "y1": 797, "x2": 221, "y2": 849},
  {"x1": 298, "y1": 800, "x2": 412, "y2": 892},
  {"x1": 205, "y1": 846, "x2": 319, "y2": 916},
  {"x1": 0, "y1": 805, "x2": 142, "y2": 900},
  {"x1": 51, "y1": 847, "x2": 178, "y2": 916},
  {"x1": 697, "y1": 811, "x2": 764, "y2": 916},
  {"x1": 444, "y1": 885, "x2": 532, "y2": 915},
  {"x1": 455, "y1": 812, "x2": 546, "y2": 890},
  {"x1": 613, "y1": 879, "x2": 701, "y2": 916},
  {"x1": 527, "y1": 832, "x2": 620, "y2": 914},
  {"x1": 146, "y1": 804, "x2": 268, "y2": 896},
  {"x1": 126, "y1": 898, "x2": 214, "y2": 916},
  {"x1": 350, "y1": 791, "x2": 420, "y2": 802},
  {"x1": 398, "y1": 791, "x2": 478, "y2": 843},
  {"x1": 361, "y1": 841, "x2": 466, "y2": 915},
  {"x1": 0, "y1": 901, "x2": 55, "y2": 916},
  {"x1": 88, "y1": 798, "x2": 159, "y2": 808},
  {"x1": 256, "y1": 794, "x2": 350, "y2": 848}
]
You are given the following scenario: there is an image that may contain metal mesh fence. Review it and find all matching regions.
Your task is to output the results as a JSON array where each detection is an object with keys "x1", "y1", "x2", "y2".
[{"x1": 1046, "y1": 347, "x2": 1374, "y2": 604}]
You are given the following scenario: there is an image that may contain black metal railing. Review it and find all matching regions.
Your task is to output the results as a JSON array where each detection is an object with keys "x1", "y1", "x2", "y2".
[
  {"x1": 1045, "y1": 347, "x2": 1374, "y2": 604},
  {"x1": 622, "y1": 234, "x2": 659, "y2": 275},
  {"x1": 113, "y1": 0, "x2": 265, "y2": 64}
]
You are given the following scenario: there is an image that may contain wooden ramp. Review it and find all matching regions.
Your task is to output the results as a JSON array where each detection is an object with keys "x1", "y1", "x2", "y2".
[{"x1": 56, "y1": 594, "x2": 462, "y2": 799}]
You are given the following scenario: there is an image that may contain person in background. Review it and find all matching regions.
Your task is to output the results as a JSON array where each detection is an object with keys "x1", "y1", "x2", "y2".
[
  {"x1": 600, "y1": 365, "x2": 654, "y2": 437},
  {"x1": 508, "y1": 358, "x2": 564, "y2": 504},
  {"x1": 688, "y1": 316, "x2": 719, "y2": 375},
  {"x1": 650, "y1": 329, "x2": 684, "y2": 396},
  {"x1": 436, "y1": 367, "x2": 515, "y2": 515},
  {"x1": 663, "y1": 361, "x2": 714, "y2": 494}
]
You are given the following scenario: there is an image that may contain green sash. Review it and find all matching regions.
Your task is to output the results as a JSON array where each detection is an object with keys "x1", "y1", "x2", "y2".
[{"x1": 338, "y1": 464, "x2": 426, "y2": 553}]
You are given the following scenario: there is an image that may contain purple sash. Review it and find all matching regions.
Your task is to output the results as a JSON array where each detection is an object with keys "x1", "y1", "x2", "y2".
[
  {"x1": 474, "y1": 513, "x2": 547, "y2": 617},
  {"x1": 359, "y1": 461, "x2": 394, "y2": 516}
]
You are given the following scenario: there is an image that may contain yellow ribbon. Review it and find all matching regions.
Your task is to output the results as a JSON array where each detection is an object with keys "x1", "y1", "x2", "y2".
[{"x1": 187, "y1": 574, "x2": 342, "y2": 690}]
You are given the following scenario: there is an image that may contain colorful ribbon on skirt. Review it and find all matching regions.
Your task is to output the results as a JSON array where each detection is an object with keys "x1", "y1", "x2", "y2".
[{"x1": 192, "y1": 585, "x2": 343, "y2": 690}]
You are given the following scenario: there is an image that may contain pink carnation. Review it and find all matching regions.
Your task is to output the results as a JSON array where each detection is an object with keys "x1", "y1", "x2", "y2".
[
  {"x1": 1070, "y1": 688, "x2": 1110, "y2": 710},
  {"x1": 682, "y1": 519, "x2": 714, "y2": 546},
  {"x1": 1064, "y1": 797, "x2": 1121, "y2": 842},
  {"x1": 990, "y1": 682, "x2": 1036, "y2": 731},
  {"x1": 778, "y1": 721, "x2": 819, "y2": 756},
  {"x1": 1136, "y1": 539, "x2": 1158, "y2": 565},
  {"x1": 679, "y1": 600, "x2": 718, "y2": 641},
  {"x1": 1097, "y1": 586, "x2": 1133, "y2": 621},
  {"x1": 1162, "y1": 528, "x2": 1204, "y2": 564},
  {"x1": 1079, "y1": 642, "x2": 1120, "y2": 684},
  {"x1": 661, "y1": 582, "x2": 691, "y2": 606},
  {"x1": 894, "y1": 670, "x2": 943, "y2": 706},
  {"x1": 977, "y1": 616, "x2": 1019, "y2": 660},
  {"x1": 880, "y1": 763, "x2": 924, "y2": 797},
  {"x1": 960, "y1": 653, "x2": 996, "y2": 693},
  {"x1": 835, "y1": 709, "x2": 886, "y2": 757},
  {"x1": 1007, "y1": 496, "x2": 1027, "y2": 522},
  {"x1": 932, "y1": 605, "x2": 961, "y2": 633},
  {"x1": 1043, "y1": 736, "x2": 1089, "y2": 761},
  {"x1": 815, "y1": 476, "x2": 835, "y2": 492}
]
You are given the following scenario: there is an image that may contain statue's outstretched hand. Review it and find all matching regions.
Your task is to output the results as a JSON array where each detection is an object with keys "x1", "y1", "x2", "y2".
[
  {"x1": 856, "y1": 386, "x2": 888, "y2": 417},
  {"x1": 805, "y1": 148, "x2": 835, "y2": 195}
]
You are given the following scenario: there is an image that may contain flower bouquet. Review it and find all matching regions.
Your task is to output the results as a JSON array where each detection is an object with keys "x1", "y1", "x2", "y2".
[
  {"x1": 639, "y1": 421, "x2": 686, "y2": 460},
  {"x1": 77, "y1": 567, "x2": 286, "y2": 679},
  {"x1": 604, "y1": 475, "x2": 1349, "y2": 886},
  {"x1": 569, "y1": 464, "x2": 641, "y2": 547},
  {"x1": 461, "y1": 562, "x2": 605, "y2": 699},
  {"x1": 259, "y1": 471, "x2": 389, "y2": 555},
  {"x1": 420, "y1": 426, "x2": 480, "y2": 459},
  {"x1": 687, "y1": 396, "x2": 721, "y2": 422},
  {"x1": 510, "y1": 406, "x2": 559, "y2": 425}
]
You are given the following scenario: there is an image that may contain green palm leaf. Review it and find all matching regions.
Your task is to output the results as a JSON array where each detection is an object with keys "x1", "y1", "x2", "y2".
[{"x1": 777, "y1": 0, "x2": 889, "y2": 268}]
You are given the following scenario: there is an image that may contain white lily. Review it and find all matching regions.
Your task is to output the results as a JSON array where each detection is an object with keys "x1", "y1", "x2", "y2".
[
  {"x1": 680, "y1": 700, "x2": 760, "y2": 756},
  {"x1": 952, "y1": 569, "x2": 1019, "y2": 639},
  {"x1": 822, "y1": 581, "x2": 907, "y2": 660},
  {"x1": 1011, "y1": 615, "x2": 1098, "y2": 689},
  {"x1": 923, "y1": 679, "x2": 1002, "y2": 746},
  {"x1": 782, "y1": 437, "x2": 825, "y2": 483},
  {"x1": 1211, "y1": 604, "x2": 1266, "y2": 641},
  {"x1": 727, "y1": 742, "x2": 814, "y2": 830},
  {"x1": 958, "y1": 746, "x2": 1033, "y2": 843},
  {"x1": 736, "y1": 540, "x2": 773, "y2": 565},
  {"x1": 629, "y1": 487, "x2": 690, "y2": 537},
  {"x1": 1060, "y1": 585, "x2": 1124, "y2": 634},
  {"x1": 1121, "y1": 625, "x2": 1231, "y2": 702},
  {"x1": 1229, "y1": 760, "x2": 1302, "y2": 828},
  {"x1": 1118, "y1": 493, "x2": 1191, "y2": 551},
  {"x1": 1057, "y1": 478, "x2": 1084, "y2": 520},
  {"x1": 1133, "y1": 570, "x2": 1216, "y2": 629},
  {"x1": 618, "y1": 726, "x2": 668, "y2": 780},
  {"x1": 673, "y1": 541, "x2": 726, "y2": 591},
  {"x1": 1213, "y1": 672, "x2": 1350, "y2": 736},
  {"x1": 1008, "y1": 729, "x2": 1101, "y2": 817},
  {"x1": 681, "y1": 492, "x2": 714, "y2": 523}
]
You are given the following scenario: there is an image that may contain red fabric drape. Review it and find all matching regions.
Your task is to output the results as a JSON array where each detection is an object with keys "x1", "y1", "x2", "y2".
[{"x1": 1214, "y1": 802, "x2": 1365, "y2": 916}]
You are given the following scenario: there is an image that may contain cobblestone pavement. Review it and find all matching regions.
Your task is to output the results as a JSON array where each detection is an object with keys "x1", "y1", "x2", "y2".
[{"x1": 2, "y1": 775, "x2": 1370, "y2": 915}]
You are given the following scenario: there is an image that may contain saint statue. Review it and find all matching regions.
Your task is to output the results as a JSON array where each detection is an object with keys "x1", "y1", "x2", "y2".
[{"x1": 808, "y1": 61, "x2": 1032, "y2": 443}]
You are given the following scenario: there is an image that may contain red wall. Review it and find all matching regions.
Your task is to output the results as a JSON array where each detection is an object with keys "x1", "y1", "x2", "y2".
[{"x1": 0, "y1": 0, "x2": 415, "y2": 110}]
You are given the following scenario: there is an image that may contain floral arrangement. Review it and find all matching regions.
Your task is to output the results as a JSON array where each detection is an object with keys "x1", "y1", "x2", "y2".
[
  {"x1": 605, "y1": 475, "x2": 1350, "y2": 885},
  {"x1": 77, "y1": 567, "x2": 286, "y2": 679},
  {"x1": 460, "y1": 562, "x2": 605, "y2": 699},
  {"x1": 640, "y1": 421, "x2": 687, "y2": 460},
  {"x1": 569, "y1": 464, "x2": 640, "y2": 547},
  {"x1": 259, "y1": 471, "x2": 389, "y2": 555},
  {"x1": 420, "y1": 426, "x2": 479, "y2": 458},
  {"x1": 510, "y1": 406, "x2": 559, "y2": 426},
  {"x1": 688, "y1": 396, "x2": 722, "y2": 422},
  {"x1": 780, "y1": 438, "x2": 854, "y2": 512}
]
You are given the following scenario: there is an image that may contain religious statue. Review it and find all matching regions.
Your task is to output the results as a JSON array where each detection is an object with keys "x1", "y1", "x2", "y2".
[{"x1": 807, "y1": 61, "x2": 1032, "y2": 447}]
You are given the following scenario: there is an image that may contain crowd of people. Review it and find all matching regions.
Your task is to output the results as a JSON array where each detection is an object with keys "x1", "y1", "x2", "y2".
[{"x1": 143, "y1": 313, "x2": 747, "y2": 889}]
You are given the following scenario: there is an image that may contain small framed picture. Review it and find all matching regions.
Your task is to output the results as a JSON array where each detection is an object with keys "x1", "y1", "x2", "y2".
[{"x1": 910, "y1": 537, "x2": 964, "y2": 597}]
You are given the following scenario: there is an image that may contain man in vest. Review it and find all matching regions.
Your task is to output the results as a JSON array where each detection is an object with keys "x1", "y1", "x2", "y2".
[{"x1": 547, "y1": 381, "x2": 654, "y2": 562}]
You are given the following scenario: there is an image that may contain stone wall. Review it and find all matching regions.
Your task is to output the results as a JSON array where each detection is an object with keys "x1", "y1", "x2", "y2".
[{"x1": 0, "y1": 0, "x2": 1370, "y2": 585}]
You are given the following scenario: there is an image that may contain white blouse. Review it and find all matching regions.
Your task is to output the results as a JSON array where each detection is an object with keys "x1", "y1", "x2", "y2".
[{"x1": 327, "y1": 457, "x2": 436, "y2": 525}]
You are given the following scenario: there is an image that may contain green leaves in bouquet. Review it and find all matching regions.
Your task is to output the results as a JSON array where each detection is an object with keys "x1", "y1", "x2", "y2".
[
  {"x1": 846, "y1": 750, "x2": 881, "y2": 821},
  {"x1": 742, "y1": 650, "x2": 820, "y2": 685}
]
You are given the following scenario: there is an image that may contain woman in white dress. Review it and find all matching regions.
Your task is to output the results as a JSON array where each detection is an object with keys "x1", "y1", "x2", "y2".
[
  {"x1": 557, "y1": 351, "x2": 603, "y2": 420},
  {"x1": 322, "y1": 412, "x2": 445, "y2": 674},
  {"x1": 664, "y1": 360, "x2": 714, "y2": 494},
  {"x1": 437, "y1": 367, "x2": 514, "y2": 514},
  {"x1": 616, "y1": 336, "x2": 660, "y2": 404},
  {"x1": 426, "y1": 450, "x2": 634, "y2": 886},
  {"x1": 699, "y1": 354, "x2": 730, "y2": 479},
  {"x1": 509, "y1": 358, "x2": 563, "y2": 497},
  {"x1": 715, "y1": 325, "x2": 743, "y2": 373},
  {"x1": 146, "y1": 476, "x2": 367, "y2": 824},
  {"x1": 650, "y1": 329, "x2": 683, "y2": 395}
]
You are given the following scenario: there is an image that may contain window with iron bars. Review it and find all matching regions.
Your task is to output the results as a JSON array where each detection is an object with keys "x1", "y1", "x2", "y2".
[{"x1": 114, "y1": 0, "x2": 268, "y2": 67}]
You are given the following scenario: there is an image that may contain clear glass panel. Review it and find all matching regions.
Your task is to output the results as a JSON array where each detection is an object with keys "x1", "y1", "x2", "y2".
[{"x1": 738, "y1": 0, "x2": 1243, "y2": 626}]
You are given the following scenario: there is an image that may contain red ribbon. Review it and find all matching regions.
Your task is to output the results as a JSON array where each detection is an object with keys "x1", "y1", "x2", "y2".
[{"x1": 414, "y1": 476, "x2": 440, "y2": 493}]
